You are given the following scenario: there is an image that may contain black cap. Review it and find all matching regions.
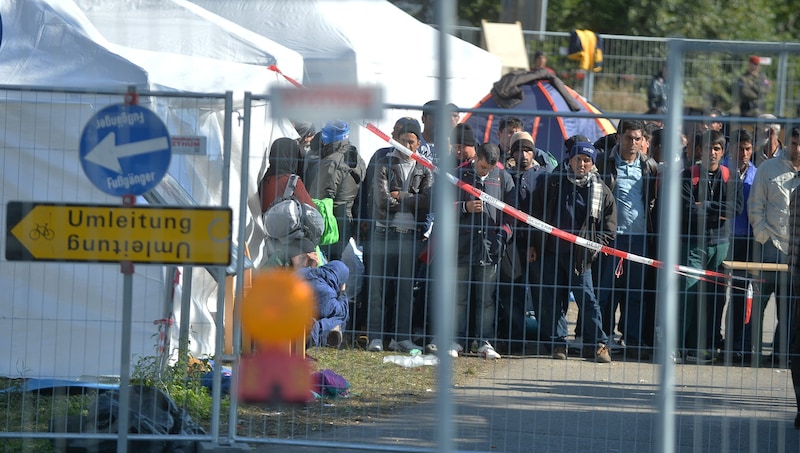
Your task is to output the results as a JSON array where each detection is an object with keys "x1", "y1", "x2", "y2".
[
  {"x1": 395, "y1": 117, "x2": 422, "y2": 139},
  {"x1": 423, "y1": 100, "x2": 459, "y2": 116},
  {"x1": 451, "y1": 123, "x2": 476, "y2": 147}
]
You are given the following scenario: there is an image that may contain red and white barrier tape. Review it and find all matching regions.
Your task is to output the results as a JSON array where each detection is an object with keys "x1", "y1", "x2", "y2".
[
  {"x1": 262, "y1": 65, "x2": 748, "y2": 287},
  {"x1": 361, "y1": 121, "x2": 750, "y2": 285}
]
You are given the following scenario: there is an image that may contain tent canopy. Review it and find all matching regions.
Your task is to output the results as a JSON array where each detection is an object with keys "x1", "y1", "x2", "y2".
[
  {"x1": 462, "y1": 69, "x2": 617, "y2": 162},
  {"x1": 75, "y1": 0, "x2": 304, "y2": 86},
  {"x1": 0, "y1": 0, "x2": 300, "y2": 379},
  {"x1": 186, "y1": 0, "x2": 503, "y2": 157}
]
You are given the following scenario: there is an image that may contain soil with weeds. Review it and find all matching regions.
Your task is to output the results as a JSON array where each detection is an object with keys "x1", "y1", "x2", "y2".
[
  {"x1": 0, "y1": 348, "x2": 495, "y2": 450},
  {"x1": 236, "y1": 347, "x2": 495, "y2": 439}
]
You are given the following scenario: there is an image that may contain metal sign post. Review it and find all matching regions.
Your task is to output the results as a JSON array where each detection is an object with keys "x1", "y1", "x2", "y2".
[{"x1": 78, "y1": 88, "x2": 172, "y2": 453}]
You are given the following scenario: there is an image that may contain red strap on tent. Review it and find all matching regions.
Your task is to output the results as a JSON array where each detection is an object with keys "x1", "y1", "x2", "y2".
[{"x1": 267, "y1": 64, "x2": 303, "y2": 88}]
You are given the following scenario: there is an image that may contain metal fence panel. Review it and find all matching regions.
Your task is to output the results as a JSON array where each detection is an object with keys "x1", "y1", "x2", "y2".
[
  {"x1": 0, "y1": 86, "x2": 241, "y2": 451},
  {"x1": 5, "y1": 34, "x2": 800, "y2": 453}
]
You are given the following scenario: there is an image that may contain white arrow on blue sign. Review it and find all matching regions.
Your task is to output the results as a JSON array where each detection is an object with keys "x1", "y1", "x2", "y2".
[{"x1": 79, "y1": 103, "x2": 171, "y2": 197}]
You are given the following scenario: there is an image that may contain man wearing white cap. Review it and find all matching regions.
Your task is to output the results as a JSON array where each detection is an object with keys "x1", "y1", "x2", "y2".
[{"x1": 502, "y1": 130, "x2": 557, "y2": 349}]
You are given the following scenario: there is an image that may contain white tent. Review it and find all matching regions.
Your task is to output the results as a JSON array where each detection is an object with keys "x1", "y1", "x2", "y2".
[
  {"x1": 74, "y1": 0, "x2": 304, "y2": 75},
  {"x1": 187, "y1": 0, "x2": 503, "y2": 157},
  {"x1": 0, "y1": 0, "x2": 303, "y2": 379}
]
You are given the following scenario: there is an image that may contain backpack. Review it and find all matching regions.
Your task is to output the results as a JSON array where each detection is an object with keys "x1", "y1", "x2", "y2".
[
  {"x1": 691, "y1": 165, "x2": 730, "y2": 186},
  {"x1": 263, "y1": 174, "x2": 324, "y2": 245},
  {"x1": 311, "y1": 197, "x2": 340, "y2": 246}
]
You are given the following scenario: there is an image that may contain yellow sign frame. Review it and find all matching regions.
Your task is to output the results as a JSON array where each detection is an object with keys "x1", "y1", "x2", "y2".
[{"x1": 6, "y1": 201, "x2": 232, "y2": 265}]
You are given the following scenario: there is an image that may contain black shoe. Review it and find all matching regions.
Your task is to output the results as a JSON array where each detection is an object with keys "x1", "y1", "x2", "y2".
[
  {"x1": 762, "y1": 354, "x2": 791, "y2": 368},
  {"x1": 625, "y1": 345, "x2": 651, "y2": 361},
  {"x1": 684, "y1": 349, "x2": 715, "y2": 364},
  {"x1": 724, "y1": 351, "x2": 752, "y2": 366}
]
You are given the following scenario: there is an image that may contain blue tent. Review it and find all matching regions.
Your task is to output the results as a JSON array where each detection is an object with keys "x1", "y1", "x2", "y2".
[{"x1": 463, "y1": 69, "x2": 616, "y2": 162}]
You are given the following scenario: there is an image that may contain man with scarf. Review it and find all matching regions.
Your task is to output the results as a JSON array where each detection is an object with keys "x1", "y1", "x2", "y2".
[{"x1": 529, "y1": 141, "x2": 616, "y2": 363}]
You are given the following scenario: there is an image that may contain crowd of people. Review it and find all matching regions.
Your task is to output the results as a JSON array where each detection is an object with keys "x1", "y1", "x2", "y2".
[{"x1": 255, "y1": 55, "x2": 800, "y2": 370}]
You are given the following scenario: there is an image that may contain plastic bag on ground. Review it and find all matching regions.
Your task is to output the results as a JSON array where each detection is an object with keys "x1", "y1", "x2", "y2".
[{"x1": 383, "y1": 355, "x2": 439, "y2": 367}]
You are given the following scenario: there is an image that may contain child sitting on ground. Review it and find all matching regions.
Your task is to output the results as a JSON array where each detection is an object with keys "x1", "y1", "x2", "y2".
[{"x1": 297, "y1": 260, "x2": 350, "y2": 348}]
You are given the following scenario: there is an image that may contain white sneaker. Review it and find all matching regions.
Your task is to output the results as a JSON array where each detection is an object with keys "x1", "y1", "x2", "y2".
[
  {"x1": 367, "y1": 338, "x2": 383, "y2": 352},
  {"x1": 427, "y1": 342, "x2": 462, "y2": 357},
  {"x1": 476, "y1": 341, "x2": 501, "y2": 360}
]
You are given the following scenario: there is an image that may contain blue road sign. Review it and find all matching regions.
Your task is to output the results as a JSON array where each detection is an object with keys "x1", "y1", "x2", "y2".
[{"x1": 79, "y1": 103, "x2": 171, "y2": 197}]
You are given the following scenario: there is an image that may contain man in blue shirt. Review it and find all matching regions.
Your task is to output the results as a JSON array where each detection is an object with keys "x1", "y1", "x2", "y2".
[{"x1": 595, "y1": 120, "x2": 659, "y2": 360}]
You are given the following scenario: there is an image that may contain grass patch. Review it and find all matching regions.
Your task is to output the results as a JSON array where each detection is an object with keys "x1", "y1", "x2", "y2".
[
  {"x1": 0, "y1": 348, "x2": 494, "y2": 449},
  {"x1": 236, "y1": 347, "x2": 494, "y2": 438}
]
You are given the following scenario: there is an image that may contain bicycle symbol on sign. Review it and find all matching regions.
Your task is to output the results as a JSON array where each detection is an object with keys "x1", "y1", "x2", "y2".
[{"x1": 30, "y1": 223, "x2": 55, "y2": 240}]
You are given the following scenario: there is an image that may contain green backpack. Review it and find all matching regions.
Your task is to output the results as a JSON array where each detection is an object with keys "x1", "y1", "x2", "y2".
[{"x1": 312, "y1": 197, "x2": 340, "y2": 246}]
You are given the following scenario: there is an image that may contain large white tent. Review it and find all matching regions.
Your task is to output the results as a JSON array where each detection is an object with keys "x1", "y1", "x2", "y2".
[
  {"x1": 187, "y1": 0, "x2": 503, "y2": 156},
  {"x1": 74, "y1": 0, "x2": 304, "y2": 75},
  {"x1": 0, "y1": 0, "x2": 303, "y2": 379},
  {"x1": 0, "y1": 0, "x2": 500, "y2": 380}
]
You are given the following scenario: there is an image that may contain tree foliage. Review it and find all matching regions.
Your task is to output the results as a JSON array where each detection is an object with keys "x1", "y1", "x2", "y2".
[
  {"x1": 388, "y1": 0, "x2": 800, "y2": 42},
  {"x1": 455, "y1": 0, "x2": 500, "y2": 26}
]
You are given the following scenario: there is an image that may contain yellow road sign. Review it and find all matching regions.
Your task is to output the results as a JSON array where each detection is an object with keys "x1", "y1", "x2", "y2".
[{"x1": 5, "y1": 202, "x2": 232, "y2": 265}]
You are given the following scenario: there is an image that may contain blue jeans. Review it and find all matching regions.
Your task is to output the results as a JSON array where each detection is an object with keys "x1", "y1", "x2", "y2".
[
  {"x1": 537, "y1": 251, "x2": 608, "y2": 346},
  {"x1": 598, "y1": 235, "x2": 649, "y2": 346}
]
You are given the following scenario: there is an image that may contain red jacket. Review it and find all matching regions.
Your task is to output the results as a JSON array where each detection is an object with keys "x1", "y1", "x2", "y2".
[{"x1": 260, "y1": 174, "x2": 315, "y2": 213}]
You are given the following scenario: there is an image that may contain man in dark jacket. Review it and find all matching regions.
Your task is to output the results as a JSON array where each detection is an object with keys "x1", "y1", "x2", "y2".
[
  {"x1": 365, "y1": 120, "x2": 433, "y2": 353},
  {"x1": 594, "y1": 119, "x2": 660, "y2": 359},
  {"x1": 304, "y1": 120, "x2": 367, "y2": 261},
  {"x1": 679, "y1": 129, "x2": 743, "y2": 363},
  {"x1": 498, "y1": 116, "x2": 558, "y2": 172},
  {"x1": 448, "y1": 143, "x2": 516, "y2": 358},
  {"x1": 530, "y1": 141, "x2": 616, "y2": 363},
  {"x1": 502, "y1": 131, "x2": 555, "y2": 348}
]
